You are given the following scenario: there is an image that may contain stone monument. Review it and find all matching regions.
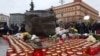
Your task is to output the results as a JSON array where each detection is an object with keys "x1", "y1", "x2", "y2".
[{"x1": 25, "y1": 0, "x2": 57, "y2": 36}]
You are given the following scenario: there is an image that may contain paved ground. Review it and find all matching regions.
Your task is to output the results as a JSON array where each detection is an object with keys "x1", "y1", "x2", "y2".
[{"x1": 0, "y1": 37, "x2": 9, "y2": 56}]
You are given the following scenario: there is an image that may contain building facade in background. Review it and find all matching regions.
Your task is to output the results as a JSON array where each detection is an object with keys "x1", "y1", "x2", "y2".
[
  {"x1": 9, "y1": 13, "x2": 25, "y2": 26},
  {"x1": 0, "y1": 14, "x2": 9, "y2": 26},
  {"x1": 52, "y1": 0, "x2": 99, "y2": 23}
]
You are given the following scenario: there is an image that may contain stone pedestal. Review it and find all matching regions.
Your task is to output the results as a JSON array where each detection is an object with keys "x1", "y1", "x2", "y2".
[{"x1": 25, "y1": 10, "x2": 56, "y2": 36}]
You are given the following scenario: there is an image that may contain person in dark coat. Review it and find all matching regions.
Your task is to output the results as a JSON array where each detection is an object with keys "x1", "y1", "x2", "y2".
[
  {"x1": 13, "y1": 24, "x2": 19, "y2": 34},
  {"x1": 20, "y1": 24, "x2": 26, "y2": 32},
  {"x1": 75, "y1": 22, "x2": 91, "y2": 34},
  {"x1": 82, "y1": 22, "x2": 91, "y2": 33},
  {"x1": 8, "y1": 24, "x2": 14, "y2": 34},
  {"x1": 91, "y1": 22, "x2": 97, "y2": 33},
  {"x1": 91, "y1": 21, "x2": 100, "y2": 34},
  {"x1": 75, "y1": 22, "x2": 85, "y2": 34},
  {"x1": 3, "y1": 23, "x2": 9, "y2": 35}
]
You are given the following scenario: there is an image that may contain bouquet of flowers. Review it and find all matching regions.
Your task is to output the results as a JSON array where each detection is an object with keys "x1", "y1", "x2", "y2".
[
  {"x1": 69, "y1": 27, "x2": 78, "y2": 33},
  {"x1": 22, "y1": 32, "x2": 31, "y2": 42},
  {"x1": 30, "y1": 35, "x2": 42, "y2": 48}
]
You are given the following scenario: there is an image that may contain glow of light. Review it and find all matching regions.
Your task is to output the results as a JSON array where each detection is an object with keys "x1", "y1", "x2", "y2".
[{"x1": 84, "y1": 15, "x2": 90, "y2": 20}]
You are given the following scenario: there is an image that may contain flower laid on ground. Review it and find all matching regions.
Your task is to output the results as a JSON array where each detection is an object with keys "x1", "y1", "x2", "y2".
[
  {"x1": 69, "y1": 27, "x2": 78, "y2": 33},
  {"x1": 23, "y1": 32, "x2": 30, "y2": 36},
  {"x1": 74, "y1": 28, "x2": 78, "y2": 32},
  {"x1": 51, "y1": 34, "x2": 57, "y2": 40},
  {"x1": 62, "y1": 34, "x2": 67, "y2": 39},
  {"x1": 15, "y1": 32, "x2": 31, "y2": 39},
  {"x1": 15, "y1": 33, "x2": 24, "y2": 39},
  {"x1": 55, "y1": 27, "x2": 67, "y2": 35},
  {"x1": 31, "y1": 35, "x2": 42, "y2": 48},
  {"x1": 86, "y1": 34, "x2": 96, "y2": 42},
  {"x1": 31, "y1": 35, "x2": 39, "y2": 40},
  {"x1": 22, "y1": 32, "x2": 31, "y2": 41}
]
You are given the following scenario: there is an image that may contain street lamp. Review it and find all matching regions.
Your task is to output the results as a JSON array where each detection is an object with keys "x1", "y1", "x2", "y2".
[
  {"x1": 83, "y1": 15, "x2": 91, "y2": 33},
  {"x1": 60, "y1": 0, "x2": 64, "y2": 5},
  {"x1": 83, "y1": 15, "x2": 90, "y2": 21},
  {"x1": 59, "y1": 0, "x2": 65, "y2": 28},
  {"x1": 83, "y1": 15, "x2": 90, "y2": 23}
]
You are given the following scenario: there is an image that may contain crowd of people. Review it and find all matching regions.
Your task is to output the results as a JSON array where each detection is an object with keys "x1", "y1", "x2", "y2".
[
  {"x1": 64, "y1": 20, "x2": 100, "y2": 34},
  {"x1": 0, "y1": 23, "x2": 26, "y2": 35},
  {"x1": 1, "y1": 20, "x2": 100, "y2": 37}
]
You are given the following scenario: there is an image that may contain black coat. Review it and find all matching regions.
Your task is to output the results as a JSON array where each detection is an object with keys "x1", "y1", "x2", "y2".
[
  {"x1": 91, "y1": 23, "x2": 100, "y2": 33},
  {"x1": 75, "y1": 23, "x2": 90, "y2": 34}
]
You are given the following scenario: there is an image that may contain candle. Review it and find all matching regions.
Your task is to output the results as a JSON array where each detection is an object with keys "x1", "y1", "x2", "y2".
[
  {"x1": 6, "y1": 50, "x2": 13, "y2": 56},
  {"x1": 61, "y1": 52, "x2": 68, "y2": 56},
  {"x1": 52, "y1": 53, "x2": 57, "y2": 56},
  {"x1": 76, "y1": 52, "x2": 82, "y2": 56},
  {"x1": 33, "y1": 48, "x2": 44, "y2": 56},
  {"x1": 10, "y1": 53, "x2": 17, "y2": 56},
  {"x1": 19, "y1": 53, "x2": 25, "y2": 56},
  {"x1": 46, "y1": 51, "x2": 51, "y2": 56}
]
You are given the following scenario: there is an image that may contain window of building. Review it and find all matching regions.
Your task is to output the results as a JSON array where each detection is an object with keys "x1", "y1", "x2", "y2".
[
  {"x1": 65, "y1": 13, "x2": 67, "y2": 17},
  {"x1": 63, "y1": 8, "x2": 65, "y2": 13},
  {"x1": 68, "y1": 12, "x2": 70, "y2": 16},
  {"x1": 75, "y1": 5, "x2": 80, "y2": 9},
  {"x1": 70, "y1": 12, "x2": 72, "y2": 16},
  {"x1": 69, "y1": 7, "x2": 72, "y2": 11},
  {"x1": 71, "y1": 12, "x2": 74, "y2": 16},
  {"x1": 72, "y1": 7, "x2": 75, "y2": 10},
  {"x1": 65, "y1": 8, "x2": 67, "y2": 12},
  {"x1": 75, "y1": 11, "x2": 80, "y2": 15},
  {"x1": 67, "y1": 8, "x2": 69, "y2": 12}
]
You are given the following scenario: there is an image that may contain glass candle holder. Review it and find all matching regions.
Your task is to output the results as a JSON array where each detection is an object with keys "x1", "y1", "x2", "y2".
[
  {"x1": 61, "y1": 49, "x2": 65, "y2": 52},
  {"x1": 82, "y1": 46, "x2": 87, "y2": 55},
  {"x1": 33, "y1": 48, "x2": 44, "y2": 56},
  {"x1": 66, "y1": 48, "x2": 71, "y2": 51},
  {"x1": 28, "y1": 51, "x2": 33, "y2": 56},
  {"x1": 51, "y1": 49, "x2": 55, "y2": 52},
  {"x1": 67, "y1": 51, "x2": 74, "y2": 55},
  {"x1": 6, "y1": 49, "x2": 13, "y2": 56},
  {"x1": 10, "y1": 53, "x2": 17, "y2": 56},
  {"x1": 19, "y1": 53, "x2": 25, "y2": 56},
  {"x1": 56, "y1": 48, "x2": 60, "y2": 50},
  {"x1": 52, "y1": 53, "x2": 58, "y2": 56},
  {"x1": 60, "y1": 52, "x2": 68, "y2": 56},
  {"x1": 46, "y1": 51, "x2": 52, "y2": 56},
  {"x1": 77, "y1": 48, "x2": 82, "y2": 51},
  {"x1": 56, "y1": 50, "x2": 61, "y2": 54},
  {"x1": 70, "y1": 54, "x2": 78, "y2": 56},
  {"x1": 76, "y1": 52, "x2": 83, "y2": 56},
  {"x1": 72, "y1": 49, "x2": 77, "y2": 52}
]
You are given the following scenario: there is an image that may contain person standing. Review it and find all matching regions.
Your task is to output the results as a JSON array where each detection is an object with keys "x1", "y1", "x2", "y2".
[
  {"x1": 13, "y1": 24, "x2": 19, "y2": 34},
  {"x1": 75, "y1": 22, "x2": 85, "y2": 34},
  {"x1": 20, "y1": 24, "x2": 26, "y2": 33},
  {"x1": 3, "y1": 23, "x2": 9, "y2": 35},
  {"x1": 8, "y1": 24, "x2": 14, "y2": 34}
]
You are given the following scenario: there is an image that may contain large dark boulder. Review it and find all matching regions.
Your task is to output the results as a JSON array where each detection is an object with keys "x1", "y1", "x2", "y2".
[{"x1": 25, "y1": 9, "x2": 57, "y2": 36}]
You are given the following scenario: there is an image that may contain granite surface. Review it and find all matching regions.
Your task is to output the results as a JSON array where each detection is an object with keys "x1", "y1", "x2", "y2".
[{"x1": 0, "y1": 37, "x2": 9, "y2": 56}]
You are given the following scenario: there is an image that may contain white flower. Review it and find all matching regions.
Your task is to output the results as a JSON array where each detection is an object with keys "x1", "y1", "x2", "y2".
[
  {"x1": 58, "y1": 30, "x2": 63, "y2": 35},
  {"x1": 34, "y1": 38, "x2": 40, "y2": 42},
  {"x1": 15, "y1": 33, "x2": 23, "y2": 39},
  {"x1": 56, "y1": 27, "x2": 67, "y2": 35},
  {"x1": 31, "y1": 35, "x2": 38, "y2": 40},
  {"x1": 62, "y1": 34, "x2": 66, "y2": 39},
  {"x1": 86, "y1": 35, "x2": 96, "y2": 42},
  {"x1": 83, "y1": 33, "x2": 88, "y2": 36}
]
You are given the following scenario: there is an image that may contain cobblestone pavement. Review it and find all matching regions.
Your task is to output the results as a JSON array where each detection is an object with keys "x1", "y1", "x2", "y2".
[{"x1": 0, "y1": 37, "x2": 9, "y2": 56}]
